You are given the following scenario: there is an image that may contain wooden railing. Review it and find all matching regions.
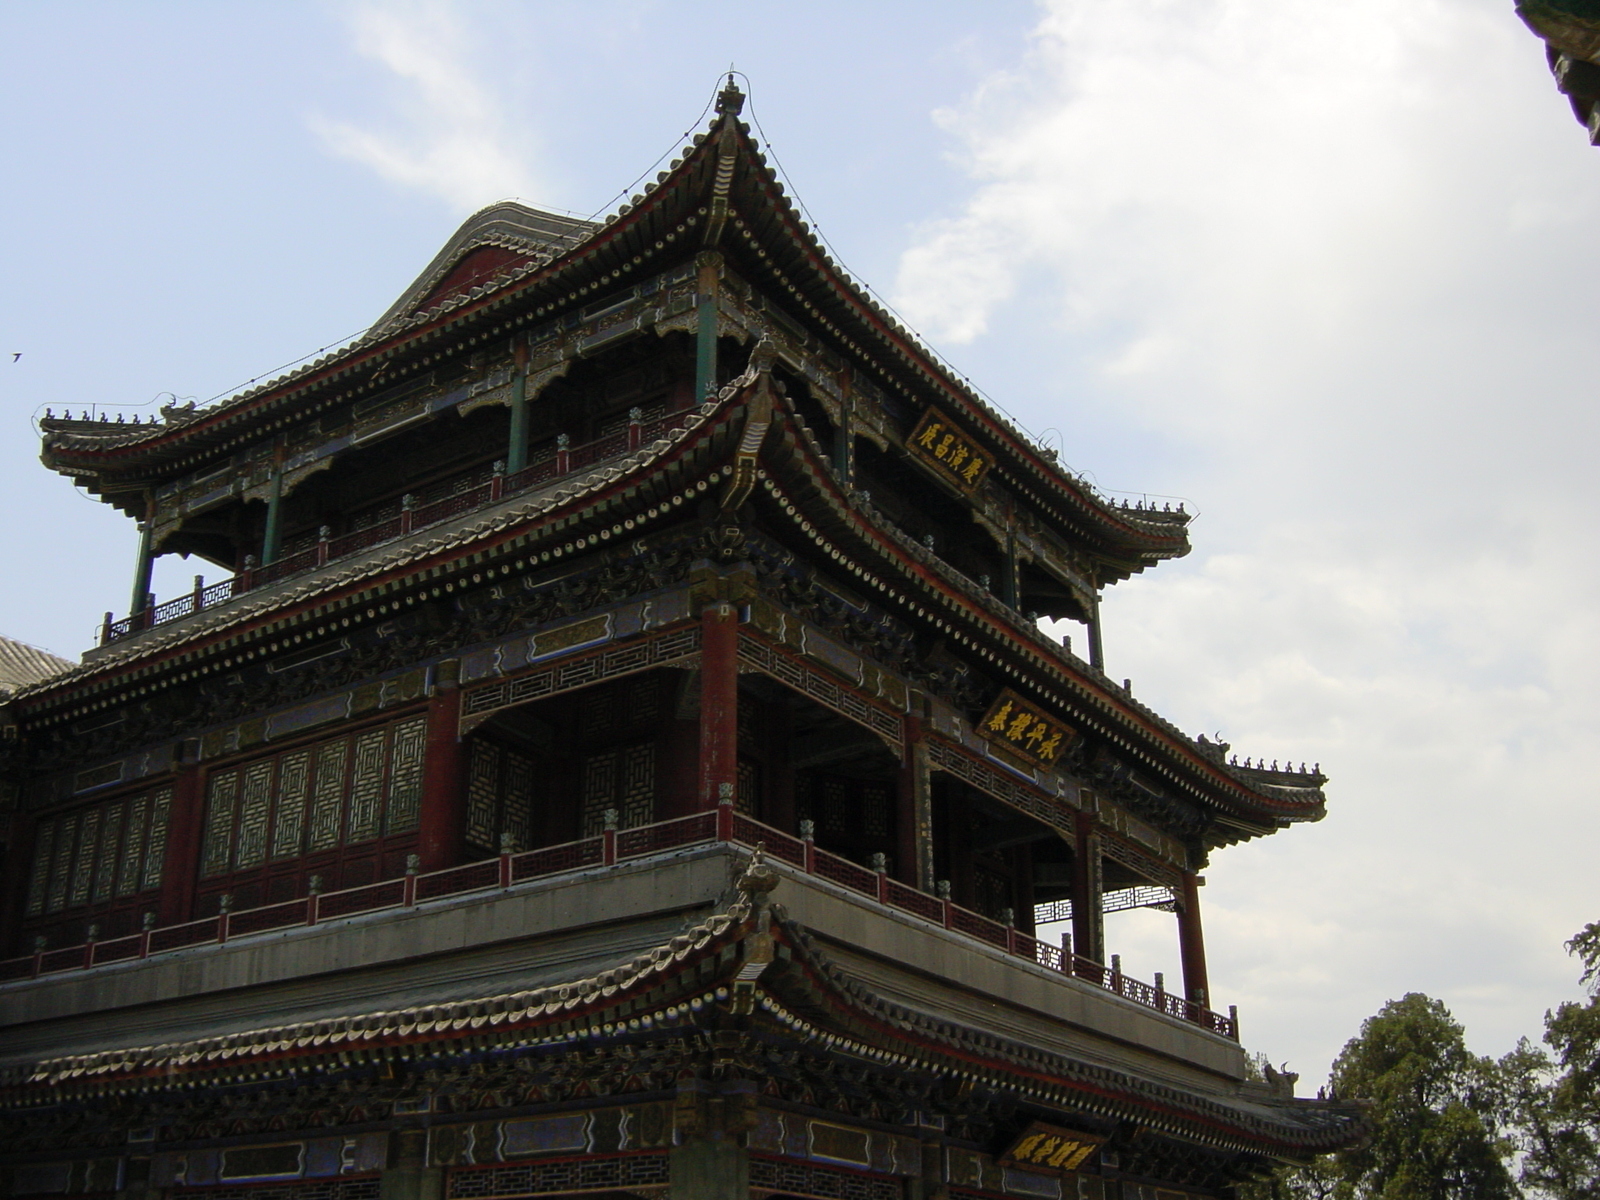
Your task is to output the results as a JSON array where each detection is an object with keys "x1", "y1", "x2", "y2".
[
  {"x1": 99, "y1": 409, "x2": 696, "y2": 646},
  {"x1": 0, "y1": 807, "x2": 1238, "y2": 1040}
]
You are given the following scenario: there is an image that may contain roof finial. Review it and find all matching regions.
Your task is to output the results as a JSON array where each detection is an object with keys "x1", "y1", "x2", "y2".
[{"x1": 717, "y1": 71, "x2": 745, "y2": 118}]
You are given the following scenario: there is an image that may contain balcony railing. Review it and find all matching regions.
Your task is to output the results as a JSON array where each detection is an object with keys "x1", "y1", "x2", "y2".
[
  {"x1": 100, "y1": 409, "x2": 695, "y2": 646},
  {"x1": 0, "y1": 808, "x2": 1237, "y2": 1041}
]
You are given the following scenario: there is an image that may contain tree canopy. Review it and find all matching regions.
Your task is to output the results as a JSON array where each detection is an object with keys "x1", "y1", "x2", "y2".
[{"x1": 1241, "y1": 923, "x2": 1600, "y2": 1200}]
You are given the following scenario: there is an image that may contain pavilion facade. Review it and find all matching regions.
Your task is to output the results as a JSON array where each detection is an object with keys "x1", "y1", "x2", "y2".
[{"x1": 0, "y1": 82, "x2": 1359, "y2": 1200}]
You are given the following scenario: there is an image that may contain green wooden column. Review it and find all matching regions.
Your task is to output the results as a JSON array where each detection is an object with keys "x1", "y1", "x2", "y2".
[
  {"x1": 1002, "y1": 531, "x2": 1020, "y2": 609},
  {"x1": 833, "y1": 384, "x2": 854, "y2": 482},
  {"x1": 695, "y1": 252, "x2": 722, "y2": 402},
  {"x1": 261, "y1": 437, "x2": 287, "y2": 566},
  {"x1": 128, "y1": 518, "x2": 155, "y2": 618},
  {"x1": 506, "y1": 339, "x2": 530, "y2": 473}
]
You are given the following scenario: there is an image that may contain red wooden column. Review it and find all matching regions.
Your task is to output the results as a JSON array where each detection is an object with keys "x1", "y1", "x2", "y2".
[
  {"x1": 418, "y1": 659, "x2": 466, "y2": 872},
  {"x1": 1177, "y1": 871, "x2": 1211, "y2": 1009},
  {"x1": 697, "y1": 602, "x2": 740, "y2": 821},
  {"x1": 158, "y1": 757, "x2": 207, "y2": 925},
  {"x1": 1071, "y1": 811, "x2": 1105, "y2": 965}
]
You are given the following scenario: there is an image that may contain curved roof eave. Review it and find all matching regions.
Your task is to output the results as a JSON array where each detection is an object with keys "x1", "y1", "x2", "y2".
[
  {"x1": 14, "y1": 389, "x2": 745, "y2": 714},
  {"x1": 755, "y1": 402, "x2": 1326, "y2": 828},
  {"x1": 0, "y1": 865, "x2": 1364, "y2": 1159},
  {"x1": 38, "y1": 107, "x2": 1189, "y2": 575}
]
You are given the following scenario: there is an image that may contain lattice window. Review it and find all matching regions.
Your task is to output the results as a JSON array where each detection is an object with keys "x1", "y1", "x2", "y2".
[
  {"x1": 737, "y1": 757, "x2": 761, "y2": 817},
  {"x1": 199, "y1": 716, "x2": 427, "y2": 878},
  {"x1": 25, "y1": 788, "x2": 169, "y2": 916},
  {"x1": 92, "y1": 802, "x2": 123, "y2": 903},
  {"x1": 69, "y1": 809, "x2": 99, "y2": 907},
  {"x1": 465, "y1": 739, "x2": 540, "y2": 850},
  {"x1": 803, "y1": 773, "x2": 898, "y2": 871},
  {"x1": 503, "y1": 747, "x2": 534, "y2": 849},
  {"x1": 819, "y1": 777, "x2": 852, "y2": 839},
  {"x1": 45, "y1": 814, "x2": 77, "y2": 913},
  {"x1": 861, "y1": 782, "x2": 891, "y2": 838},
  {"x1": 384, "y1": 717, "x2": 427, "y2": 834},
  {"x1": 973, "y1": 866, "x2": 1011, "y2": 923},
  {"x1": 627, "y1": 674, "x2": 661, "y2": 726},
  {"x1": 24, "y1": 823, "x2": 55, "y2": 918},
  {"x1": 201, "y1": 772, "x2": 239, "y2": 878},
  {"x1": 235, "y1": 760, "x2": 275, "y2": 869},
  {"x1": 578, "y1": 676, "x2": 661, "y2": 741},
  {"x1": 466, "y1": 740, "x2": 500, "y2": 850},
  {"x1": 737, "y1": 693, "x2": 761, "y2": 754},
  {"x1": 580, "y1": 688, "x2": 612, "y2": 739},
  {"x1": 118, "y1": 794, "x2": 150, "y2": 896},
  {"x1": 346, "y1": 729, "x2": 387, "y2": 844},
  {"x1": 581, "y1": 748, "x2": 619, "y2": 836},
  {"x1": 619, "y1": 743, "x2": 655, "y2": 829},
  {"x1": 581, "y1": 741, "x2": 655, "y2": 834},
  {"x1": 271, "y1": 750, "x2": 311, "y2": 860},
  {"x1": 308, "y1": 739, "x2": 348, "y2": 852},
  {"x1": 142, "y1": 790, "x2": 171, "y2": 891}
]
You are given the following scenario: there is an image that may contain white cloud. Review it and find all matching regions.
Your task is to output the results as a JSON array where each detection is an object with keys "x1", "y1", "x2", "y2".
[
  {"x1": 906, "y1": 0, "x2": 1600, "y2": 1080},
  {"x1": 312, "y1": 1, "x2": 544, "y2": 212}
]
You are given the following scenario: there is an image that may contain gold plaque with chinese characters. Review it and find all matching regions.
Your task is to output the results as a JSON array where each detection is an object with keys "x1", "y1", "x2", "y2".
[
  {"x1": 999, "y1": 1121, "x2": 1105, "y2": 1174},
  {"x1": 908, "y1": 407, "x2": 993, "y2": 492},
  {"x1": 979, "y1": 689, "x2": 1076, "y2": 768}
]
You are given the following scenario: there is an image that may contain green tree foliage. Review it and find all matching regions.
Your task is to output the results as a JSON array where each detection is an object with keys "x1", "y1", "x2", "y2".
[
  {"x1": 1241, "y1": 994, "x2": 1515, "y2": 1200},
  {"x1": 1329, "y1": 993, "x2": 1515, "y2": 1200},
  {"x1": 1242, "y1": 925, "x2": 1600, "y2": 1200},
  {"x1": 1237, "y1": 1155, "x2": 1342, "y2": 1200},
  {"x1": 1499, "y1": 922, "x2": 1600, "y2": 1198}
]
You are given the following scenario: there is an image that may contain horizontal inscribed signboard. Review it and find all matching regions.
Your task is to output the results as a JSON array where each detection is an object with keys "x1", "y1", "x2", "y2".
[
  {"x1": 1000, "y1": 1122, "x2": 1105, "y2": 1174},
  {"x1": 979, "y1": 689, "x2": 1076, "y2": 768},
  {"x1": 909, "y1": 407, "x2": 993, "y2": 492}
]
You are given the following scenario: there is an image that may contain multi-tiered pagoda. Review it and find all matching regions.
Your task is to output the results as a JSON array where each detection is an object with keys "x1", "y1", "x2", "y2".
[{"x1": 0, "y1": 82, "x2": 1360, "y2": 1200}]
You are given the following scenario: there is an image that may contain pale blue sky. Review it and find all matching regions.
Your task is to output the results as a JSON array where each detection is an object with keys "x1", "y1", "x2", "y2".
[{"x1": 3, "y1": 0, "x2": 1597, "y2": 1088}]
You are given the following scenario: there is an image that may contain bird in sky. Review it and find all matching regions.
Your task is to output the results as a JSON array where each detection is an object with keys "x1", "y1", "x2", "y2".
[{"x1": 11, "y1": 353, "x2": 19, "y2": 362}]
